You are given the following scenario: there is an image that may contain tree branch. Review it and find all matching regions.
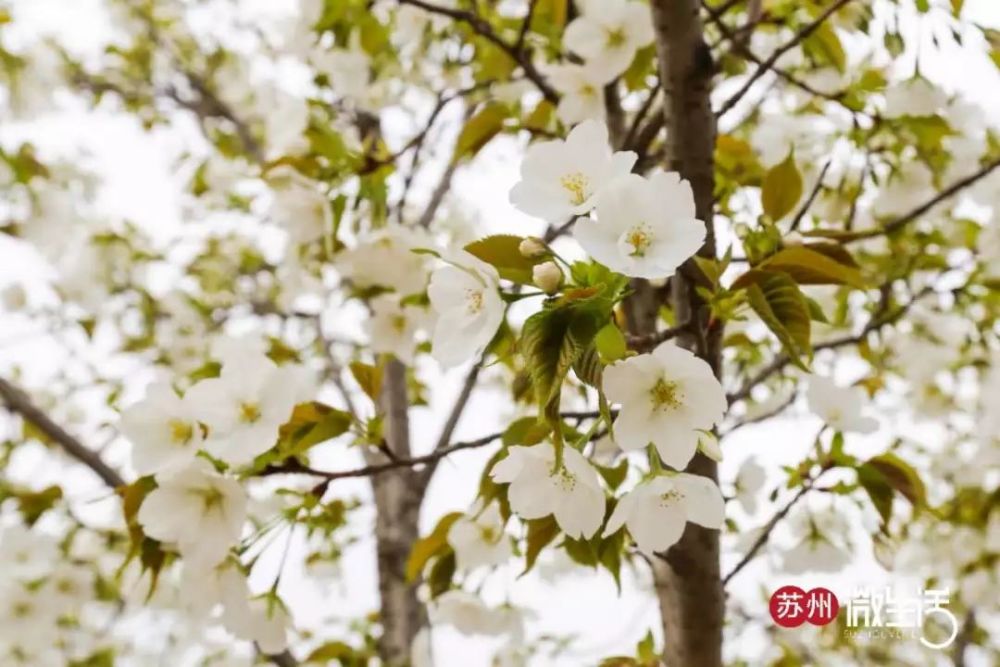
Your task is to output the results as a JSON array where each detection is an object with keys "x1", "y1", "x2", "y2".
[
  {"x1": 722, "y1": 476, "x2": 816, "y2": 586},
  {"x1": 846, "y1": 156, "x2": 1000, "y2": 242},
  {"x1": 727, "y1": 285, "x2": 935, "y2": 405},
  {"x1": 264, "y1": 429, "x2": 503, "y2": 484},
  {"x1": 397, "y1": 0, "x2": 558, "y2": 103},
  {"x1": 0, "y1": 377, "x2": 126, "y2": 489},
  {"x1": 715, "y1": 0, "x2": 857, "y2": 118},
  {"x1": 417, "y1": 361, "x2": 482, "y2": 488}
]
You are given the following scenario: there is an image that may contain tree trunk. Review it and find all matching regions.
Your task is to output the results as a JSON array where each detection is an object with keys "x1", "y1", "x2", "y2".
[
  {"x1": 648, "y1": 1, "x2": 726, "y2": 665},
  {"x1": 371, "y1": 359, "x2": 427, "y2": 665}
]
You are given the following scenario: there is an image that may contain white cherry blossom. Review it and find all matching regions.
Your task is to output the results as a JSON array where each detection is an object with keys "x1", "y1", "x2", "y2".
[
  {"x1": 781, "y1": 508, "x2": 852, "y2": 574},
  {"x1": 490, "y1": 443, "x2": 606, "y2": 539},
  {"x1": 447, "y1": 502, "x2": 513, "y2": 571},
  {"x1": 546, "y1": 62, "x2": 617, "y2": 125},
  {"x1": 430, "y1": 591, "x2": 518, "y2": 636},
  {"x1": 227, "y1": 595, "x2": 292, "y2": 654},
  {"x1": 603, "y1": 342, "x2": 727, "y2": 469},
  {"x1": 564, "y1": 0, "x2": 654, "y2": 77},
  {"x1": 267, "y1": 166, "x2": 330, "y2": 244},
  {"x1": 0, "y1": 525, "x2": 59, "y2": 579},
  {"x1": 428, "y1": 252, "x2": 504, "y2": 368},
  {"x1": 137, "y1": 460, "x2": 248, "y2": 568},
  {"x1": 120, "y1": 381, "x2": 205, "y2": 475},
  {"x1": 883, "y1": 77, "x2": 947, "y2": 119},
  {"x1": 733, "y1": 458, "x2": 766, "y2": 515},
  {"x1": 187, "y1": 354, "x2": 306, "y2": 465},
  {"x1": 603, "y1": 473, "x2": 724, "y2": 555},
  {"x1": 574, "y1": 171, "x2": 705, "y2": 279},
  {"x1": 365, "y1": 294, "x2": 426, "y2": 364},
  {"x1": 806, "y1": 375, "x2": 878, "y2": 434},
  {"x1": 509, "y1": 120, "x2": 636, "y2": 223},
  {"x1": 335, "y1": 225, "x2": 433, "y2": 296},
  {"x1": 311, "y1": 48, "x2": 370, "y2": 101}
]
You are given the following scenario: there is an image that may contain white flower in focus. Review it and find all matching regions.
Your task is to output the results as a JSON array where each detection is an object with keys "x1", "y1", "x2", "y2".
[
  {"x1": 227, "y1": 595, "x2": 292, "y2": 654},
  {"x1": 120, "y1": 381, "x2": 205, "y2": 475},
  {"x1": 267, "y1": 166, "x2": 331, "y2": 244},
  {"x1": 137, "y1": 460, "x2": 247, "y2": 568},
  {"x1": 883, "y1": 77, "x2": 947, "y2": 119},
  {"x1": 430, "y1": 591, "x2": 515, "y2": 636},
  {"x1": 563, "y1": 0, "x2": 654, "y2": 76},
  {"x1": 509, "y1": 120, "x2": 636, "y2": 223},
  {"x1": 733, "y1": 458, "x2": 766, "y2": 515},
  {"x1": 187, "y1": 354, "x2": 305, "y2": 465},
  {"x1": 603, "y1": 343, "x2": 727, "y2": 469},
  {"x1": 574, "y1": 172, "x2": 705, "y2": 279},
  {"x1": 428, "y1": 252, "x2": 504, "y2": 368},
  {"x1": 335, "y1": 226, "x2": 433, "y2": 296},
  {"x1": 603, "y1": 473, "x2": 724, "y2": 555},
  {"x1": 447, "y1": 502, "x2": 513, "y2": 571},
  {"x1": 365, "y1": 294, "x2": 426, "y2": 364},
  {"x1": 806, "y1": 375, "x2": 878, "y2": 434},
  {"x1": 545, "y1": 62, "x2": 617, "y2": 126},
  {"x1": 490, "y1": 443, "x2": 606, "y2": 539}
]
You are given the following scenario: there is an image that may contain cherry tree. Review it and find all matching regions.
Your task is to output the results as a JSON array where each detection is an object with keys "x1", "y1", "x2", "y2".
[{"x1": 1, "y1": 0, "x2": 999, "y2": 665}]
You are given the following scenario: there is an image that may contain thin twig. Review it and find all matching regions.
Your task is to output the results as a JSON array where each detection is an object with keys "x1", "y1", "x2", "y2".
[
  {"x1": 397, "y1": 0, "x2": 558, "y2": 102},
  {"x1": 263, "y1": 430, "x2": 504, "y2": 482},
  {"x1": 722, "y1": 478, "x2": 816, "y2": 586},
  {"x1": 847, "y1": 156, "x2": 1000, "y2": 242},
  {"x1": 418, "y1": 361, "x2": 483, "y2": 488},
  {"x1": 0, "y1": 377, "x2": 126, "y2": 488},
  {"x1": 625, "y1": 320, "x2": 693, "y2": 351},
  {"x1": 715, "y1": 0, "x2": 857, "y2": 118},
  {"x1": 727, "y1": 285, "x2": 935, "y2": 404},
  {"x1": 789, "y1": 160, "x2": 832, "y2": 231}
]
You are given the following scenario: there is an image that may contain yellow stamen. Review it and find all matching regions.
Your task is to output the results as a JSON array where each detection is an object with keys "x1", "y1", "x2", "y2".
[
  {"x1": 559, "y1": 172, "x2": 589, "y2": 206},
  {"x1": 650, "y1": 378, "x2": 683, "y2": 411}
]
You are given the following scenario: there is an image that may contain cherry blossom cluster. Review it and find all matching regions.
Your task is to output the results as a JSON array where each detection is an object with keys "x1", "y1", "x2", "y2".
[{"x1": 119, "y1": 337, "x2": 314, "y2": 654}]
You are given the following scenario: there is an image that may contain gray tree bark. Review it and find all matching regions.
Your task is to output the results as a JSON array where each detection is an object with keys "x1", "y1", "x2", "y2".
[
  {"x1": 371, "y1": 359, "x2": 427, "y2": 665},
  {"x1": 645, "y1": 1, "x2": 726, "y2": 665}
]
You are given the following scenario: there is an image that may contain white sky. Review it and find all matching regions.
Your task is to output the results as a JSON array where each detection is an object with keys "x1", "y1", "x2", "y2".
[{"x1": 1, "y1": 0, "x2": 999, "y2": 665}]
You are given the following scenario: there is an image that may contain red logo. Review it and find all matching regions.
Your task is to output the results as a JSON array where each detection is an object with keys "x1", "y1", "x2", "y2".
[{"x1": 769, "y1": 586, "x2": 840, "y2": 627}]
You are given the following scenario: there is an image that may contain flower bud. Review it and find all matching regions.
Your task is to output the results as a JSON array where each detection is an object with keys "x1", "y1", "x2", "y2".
[
  {"x1": 532, "y1": 261, "x2": 562, "y2": 295},
  {"x1": 518, "y1": 237, "x2": 548, "y2": 259},
  {"x1": 697, "y1": 431, "x2": 722, "y2": 462}
]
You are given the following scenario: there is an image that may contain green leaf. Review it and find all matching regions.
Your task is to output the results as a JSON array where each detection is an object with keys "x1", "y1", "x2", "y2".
[
  {"x1": 349, "y1": 360, "x2": 383, "y2": 402},
  {"x1": 743, "y1": 270, "x2": 811, "y2": 368},
  {"x1": 426, "y1": 550, "x2": 456, "y2": 598},
  {"x1": 519, "y1": 288, "x2": 614, "y2": 432},
  {"x1": 804, "y1": 296, "x2": 829, "y2": 324},
  {"x1": 595, "y1": 459, "x2": 629, "y2": 491},
  {"x1": 761, "y1": 152, "x2": 803, "y2": 221},
  {"x1": 865, "y1": 452, "x2": 927, "y2": 510},
  {"x1": 15, "y1": 485, "x2": 63, "y2": 526},
  {"x1": 501, "y1": 417, "x2": 552, "y2": 447},
  {"x1": 804, "y1": 21, "x2": 847, "y2": 73},
  {"x1": 595, "y1": 322, "x2": 627, "y2": 363},
  {"x1": 736, "y1": 245, "x2": 867, "y2": 289},
  {"x1": 857, "y1": 463, "x2": 894, "y2": 528},
  {"x1": 277, "y1": 401, "x2": 353, "y2": 459},
  {"x1": 464, "y1": 234, "x2": 544, "y2": 284},
  {"x1": 454, "y1": 103, "x2": 508, "y2": 161},
  {"x1": 405, "y1": 511, "x2": 463, "y2": 582},
  {"x1": 524, "y1": 515, "x2": 560, "y2": 573}
]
